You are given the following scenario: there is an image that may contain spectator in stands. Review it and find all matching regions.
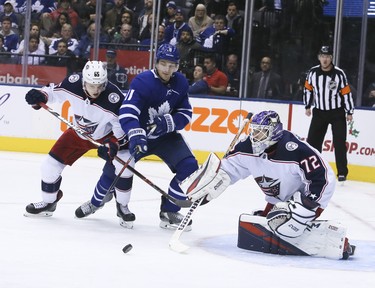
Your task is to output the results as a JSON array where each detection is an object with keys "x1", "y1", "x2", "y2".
[
  {"x1": 139, "y1": 24, "x2": 166, "y2": 51},
  {"x1": 25, "y1": 0, "x2": 56, "y2": 25},
  {"x1": 188, "y1": 1, "x2": 225, "y2": 20},
  {"x1": 363, "y1": 82, "x2": 375, "y2": 107},
  {"x1": 46, "y1": 39, "x2": 76, "y2": 75},
  {"x1": 105, "y1": 49, "x2": 129, "y2": 90},
  {"x1": 44, "y1": 12, "x2": 70, "y2": 39},
  {"x1": 0, "y1": 33, "x2": 11, "y2": 63},
  {"x1": 203, "y1": 53, "x2": 228, "y2": 96},
  {"x1": 138, "y1": 13, "x2": 155, "y2": 42},
  {"x1": 248, "y1": 56, "x2": 284, "y2": 99},
  {"x1": 138, "y1": 0, "x2": 153, "y2": 38},
  {"x1": 0, "y1": 16, "x2": 18, "y2": 51},
  {"x1": 74, "y1": 0, "x2": 107, "y2": 29},
  {"x1": 197, "y1": 14, "x2": 235, "y2": 57},
  {"x1": 176, "y1": 25, "x2": 201, "y2": 76},
  {"x1": 14, "y1": 23, "x2": 45, "y2": 55},
  {"x1": 41, "y1": 0, "x2": 80, "y2": 36},
  {"x1": 48, "y1": 23, "x2": 78, "y2": 54},
  {"x1": 117, "y1": 10, "x2": 138, "y2": 39},
  {"x1": 162, "y1": 1, "x2": 177, "y2": 27},
  {"x1": 103, "y1": 0, "x2": 128, "y2": 37},
  {"x1": 225, "y1": 1, "x2": 243, "y2": 56},
  {"x1": 188, "y1": 3, "x2": 213, "y2": 39},
  {"x1": 189, "y1": 63, "x2": 209, "y2": 94},
  {"x1": 74, "y1": 22, "x2": 109, "y2": 60},
  {"x1": 111, "y1": 23, "x2": 138, "y2": 50},
  {"x1": 0, "y1": 1, "x2": 19, "y2": 34},
  {"x1": 13, "y1": 35, "x2": 44, "y2": 65},
  {"x1": 223, "y1": 53, "x2": 240, "y2": 97},
  {"x1": 164, "y1": 8, "x2": 188, "y2": 46}
]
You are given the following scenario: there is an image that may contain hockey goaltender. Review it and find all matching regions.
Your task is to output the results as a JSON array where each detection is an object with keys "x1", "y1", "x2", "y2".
[{"x1": 180, "y1": 110, "x2": 355, "y2": 260}]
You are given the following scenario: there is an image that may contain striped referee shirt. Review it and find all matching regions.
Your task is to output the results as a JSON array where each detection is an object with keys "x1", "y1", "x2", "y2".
[{"x1": 303, "y1": 64, "x2": 354, "y2": 114}]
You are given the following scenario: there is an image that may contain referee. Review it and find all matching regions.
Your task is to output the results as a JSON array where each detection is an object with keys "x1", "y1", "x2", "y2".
[{"x1": 303, "y1": 46, "x2": 354, "y2": 182}]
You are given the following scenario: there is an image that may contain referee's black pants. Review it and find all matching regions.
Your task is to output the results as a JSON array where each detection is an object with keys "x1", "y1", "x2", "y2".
[{"x1": 307, "y1": 108, "x2": 348, "y2": 177}]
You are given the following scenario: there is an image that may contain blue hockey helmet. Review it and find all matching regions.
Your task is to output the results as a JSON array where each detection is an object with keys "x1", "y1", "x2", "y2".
[
  {"x1": 248, "y1": 110, "x2": 284, "y2": 154},
  {"x1": 156, "y1": 43, "x2": 180, "y2": 64}
]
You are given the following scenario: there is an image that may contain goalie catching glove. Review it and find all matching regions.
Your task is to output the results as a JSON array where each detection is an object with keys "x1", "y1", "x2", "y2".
[
  {"x1": 266, "y1": 192, "x2": 319, "y2": 238},
  {"x1": 179, "y1": 152, "x2": 231, "y2": 203}
]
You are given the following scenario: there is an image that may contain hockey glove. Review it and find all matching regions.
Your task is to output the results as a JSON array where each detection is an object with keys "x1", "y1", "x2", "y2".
[
  {"x1": 128, "y1": 128, "x2": 148, "y2": 161},
  {"x1": 25, "y1": 89, "x2": 47, "y2": 110},
  {"x1": 266, "y1": 192, "x2": 318, "y2": 238},
  {"x1": 149, "y1": 114, "x2": 175, "y2": 137},
  {"x1": 97, "y1": 138, "x2": 119, "y2": 161}
]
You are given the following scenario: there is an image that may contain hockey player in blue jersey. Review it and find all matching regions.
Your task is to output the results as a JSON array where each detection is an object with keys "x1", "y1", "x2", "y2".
[
  {"x1": 23, "y1": 61, "x2": 134, "y2": 223},
  {"x1": 180, "y1": 110, "x2": 355, "y2": 259},
  {"x1": 76, "y1": 44, "x2": 199, "y2": 230}
]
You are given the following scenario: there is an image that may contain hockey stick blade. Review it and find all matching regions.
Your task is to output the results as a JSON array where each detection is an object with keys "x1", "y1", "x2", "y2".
[{"x1": 169, "y1": 198, "x2": 203, "y2": 253}]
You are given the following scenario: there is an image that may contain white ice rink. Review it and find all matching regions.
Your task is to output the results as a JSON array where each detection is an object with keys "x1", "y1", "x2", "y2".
[{"x1": 1, "y1": 151, "x2": 374, "y2": 288}]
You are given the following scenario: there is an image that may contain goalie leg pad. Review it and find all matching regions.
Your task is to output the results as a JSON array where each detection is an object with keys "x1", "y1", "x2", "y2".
[
  {"x1": 238, "y1": 214, "x2": 350, "y2": 260},
  {"x1": 238, "y1": 214, "x2": 309, "y2": 256},
  {"x1": 179, "y1": 152, "x2": 231, "y2": 201}
]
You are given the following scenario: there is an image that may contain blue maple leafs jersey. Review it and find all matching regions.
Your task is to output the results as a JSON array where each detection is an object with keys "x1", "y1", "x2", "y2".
[
  {"x1": 119, "y1": 69, "x2": 192, "y2": 139},
  {"x1": 222, "y1": 130, "x2": 335, "y2": 208},
  {"x1": 41, "y1": 73, "x2": 126, "y2": 143}
]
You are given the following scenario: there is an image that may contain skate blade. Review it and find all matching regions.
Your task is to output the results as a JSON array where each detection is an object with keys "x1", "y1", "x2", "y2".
[
  {"x1": 24, "y1": 211, "x2": 54, "y2": 217},
  {"x1": 159, "y1": 221, "x2": 192, "y2": 232},
  {"x1": 119, "y1": 218, "x2": 134, "y2": 229}
]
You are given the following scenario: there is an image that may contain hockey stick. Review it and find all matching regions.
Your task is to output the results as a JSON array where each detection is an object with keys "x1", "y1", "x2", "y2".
[
  {"x1": 106, "y1": 154, "x2": 134, "y2": 195},
  {"x1": 39, "y1": 102, "x2": 192, "y2": 208},
  {"x1": 169, "y1": 112, "x2": 253, "y2": 252}
]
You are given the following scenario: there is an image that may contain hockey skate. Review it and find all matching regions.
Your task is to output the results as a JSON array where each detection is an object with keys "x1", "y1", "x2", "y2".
[
  {"x1": 75, "y1": 201, "x2": 103, "y2": 218},
  {"x1": 342, "y1": 237, "x2": 356, "y2": 260},
  {"x1": 116, "y1": 202, "x2": 136, "y2": 229},
  {"x1": 24, "y1": 190, "x2": 63, "y2": 217},
  {"x1": 159, "y1": 211, "x2": 192, "y2": 231},
  {"x1": 75, "y1": 192, "x2": 114, "y2": 218}
]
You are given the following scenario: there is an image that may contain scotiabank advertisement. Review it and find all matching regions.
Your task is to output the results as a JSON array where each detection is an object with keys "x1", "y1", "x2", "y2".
[
  {"x1": 0, "y1": 64, "x2": 68, "y2": 86},
  {"x1": 0, "y1": 85, "x2": 374, "y2": 180},
  {"x1": 0, "y1": 49, "x2": 151, "y2": 85}
]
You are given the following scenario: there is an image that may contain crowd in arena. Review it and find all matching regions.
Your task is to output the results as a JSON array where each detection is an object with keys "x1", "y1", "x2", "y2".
[{"x1": 0, "y1": 0, "x2": 374, "y2": 106}]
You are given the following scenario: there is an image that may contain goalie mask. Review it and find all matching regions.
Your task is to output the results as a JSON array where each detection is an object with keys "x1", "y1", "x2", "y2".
[
  {"x1": 248, "y1": 110, "x2": 283, "y2": 155},
  {"x1": 82, "y1": 61, "x2": 108, "y2": 98}
]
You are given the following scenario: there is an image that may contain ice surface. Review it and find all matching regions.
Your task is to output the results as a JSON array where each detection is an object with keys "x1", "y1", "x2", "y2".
[{"x1": 1, "y1": 151, "x2": 374, "y2": 288}]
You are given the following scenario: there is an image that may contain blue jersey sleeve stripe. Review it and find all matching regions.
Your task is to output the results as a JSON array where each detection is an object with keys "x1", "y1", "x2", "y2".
[{"x1": 119, "y1": 113, "x2": 139, "y2": 121}]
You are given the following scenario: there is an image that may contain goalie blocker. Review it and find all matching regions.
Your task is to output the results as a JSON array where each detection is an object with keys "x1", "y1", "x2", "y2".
[{"x1": 238, "y1": 214, "x2": 355, "y2": 260}]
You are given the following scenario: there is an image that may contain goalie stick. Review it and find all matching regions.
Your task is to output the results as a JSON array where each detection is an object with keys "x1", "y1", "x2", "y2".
[
  {"x1": 39, "y1": 102, "x2": 192, "y2": 208},
  {"x1": 169, "y1": 112, "x2": 254, "y2": 253}
]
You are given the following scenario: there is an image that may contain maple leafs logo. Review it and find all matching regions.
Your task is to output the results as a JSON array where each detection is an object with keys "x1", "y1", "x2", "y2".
[{"x1": 148, "y1": 101, "x2": 171, "y2": 124}]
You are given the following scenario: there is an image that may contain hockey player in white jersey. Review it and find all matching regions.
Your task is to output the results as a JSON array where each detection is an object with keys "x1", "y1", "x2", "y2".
[
  {"x1": 180, "y1": 110, "x2": 355, "y2": 259},
  {"x1": 23, "y1": 61, "x2": 137, "y2": 226}
]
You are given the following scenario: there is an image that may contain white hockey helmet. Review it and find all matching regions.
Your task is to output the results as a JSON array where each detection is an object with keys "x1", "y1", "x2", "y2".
[
  {"x1": 82, "y1": 60, "x2": 108, "y2": 85},
  {"x1": 82, "y1": 61, "x2": 108, "y2": 97}
]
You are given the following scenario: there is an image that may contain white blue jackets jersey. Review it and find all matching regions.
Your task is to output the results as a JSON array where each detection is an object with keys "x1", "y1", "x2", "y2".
[
  {"x1": 41, "y1": 73, "x2": 126, "y2": 143},
  {"x1": 221, "y1": 131, "x2": 335, "y2": 209},
  {"x1": 119, "y1": 69, "x2": 192, "y2": 139}
]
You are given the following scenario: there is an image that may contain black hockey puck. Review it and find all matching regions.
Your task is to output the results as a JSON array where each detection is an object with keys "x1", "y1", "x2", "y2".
[{"x1": 122, "y1": 244, "x2": 133, "y2": 254}]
